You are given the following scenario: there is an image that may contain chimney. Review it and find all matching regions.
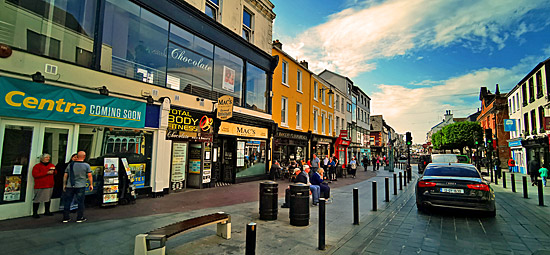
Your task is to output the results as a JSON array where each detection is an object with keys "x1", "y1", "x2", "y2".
[
  {"x1": 495, "y1": 84, "x2": 500, "y2": 95},
  {"x1": 299, "y1": 60, "x2": 308, "y2": 69},
  {"x1": 273, "y1": 39, "x2": 282, "y2": 49}
]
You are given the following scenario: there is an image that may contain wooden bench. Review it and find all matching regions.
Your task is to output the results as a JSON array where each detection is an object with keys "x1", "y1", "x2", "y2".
[{"x1": 134, "y1": 212, "x2": 231, "y2": 255}]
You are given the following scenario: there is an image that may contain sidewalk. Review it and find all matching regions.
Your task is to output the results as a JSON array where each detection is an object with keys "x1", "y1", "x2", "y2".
[{"x1": 0, "y1": 165, "x2": 412, "y2": 254}]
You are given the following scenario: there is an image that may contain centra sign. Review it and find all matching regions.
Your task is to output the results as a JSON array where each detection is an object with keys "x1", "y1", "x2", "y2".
[{"x1": 217, "y1": 95, "x2": 233, "y2": 120}]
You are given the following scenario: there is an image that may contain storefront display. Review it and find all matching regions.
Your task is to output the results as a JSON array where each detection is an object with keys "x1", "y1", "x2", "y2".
[
  {"x1": 273, "y1": 130, "x2": 308, "y2": 165},
  {"x1": 102, "y1": 158, "x2": 119, "y2": 205}
]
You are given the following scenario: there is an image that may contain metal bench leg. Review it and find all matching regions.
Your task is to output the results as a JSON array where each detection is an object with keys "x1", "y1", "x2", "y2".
[{"x1": 217, "y1": 221, "x2": 231, "y2": 239}]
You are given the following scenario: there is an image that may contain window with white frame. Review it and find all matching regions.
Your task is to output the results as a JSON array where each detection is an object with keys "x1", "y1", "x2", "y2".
[
  {"x1": 322, "y1": 88, "x2": 326, "y2": 104},
  {"x1": 341, "y1": 100, "x2": 344, "y2": 113},
  {"x1": 329, "y1": 114, "x2": 333, "y2": 136},
  {"x1": 313, "y1": 108, "x2": 318, "y2": 133},
  {"x1": 297, "y1": 70, "x2": 302, "y2": 92},
  {"x1": 296, "y1": 102, "x2": 302, "y2": 129},
  {"x1": 335, "y1": 95, "x2": 339, "y2": 111},
  {"x1": 205, "y1": 0, "x2": 220, "y2": 20},
  {"x1": 314, "y1": 81, "x2": 318, "y2": 100},
  {"x1": 321, "y1": 112, "x2": 326, "y2": 134},
  {"x1": 509, "y1": 99, "x2": 512, "y2": 114},
  {"x1": 336, "y1": 116, "x2": 340, "y2": 131},
  {"x1": 281, "y1": 97, "x2": 288, "y2": 126},
  {"x1": 282, "y1": 61, "x2": 288, "y2": 85},
  {"x1": 329, "y1": 93, "x2": 332, "y2": 107},
  {"x1": 242, "y1": 8, "x2": 253, "y2": 42}
]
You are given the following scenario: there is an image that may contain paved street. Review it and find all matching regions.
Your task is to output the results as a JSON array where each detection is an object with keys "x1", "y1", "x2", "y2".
[{"x1": 1, "y1": 165, "x2": 550, "y2": 254}]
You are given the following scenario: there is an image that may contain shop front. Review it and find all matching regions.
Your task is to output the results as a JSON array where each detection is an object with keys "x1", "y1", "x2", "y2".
[
  {"x1": 166, "y1": 106, "x2": 214, "y2": 190},
  {"x1": 508, "y1": 139, "x2": 526, "y2": 174},
  {"x1": 273, "y1": 129, "x2": 308, "y2": 165},
  {"x1": 521, "y1": 135, "x2": 549, "y2": 172},
  {"x1": 0, "y1": 76, "x2": 155, "y2": 219},
  {"x1": 214, "y1": 120, "x2": 272, "y2": 184},
  {"x1": 311, "y1": 135, "x2": 334, "y2": 160}
]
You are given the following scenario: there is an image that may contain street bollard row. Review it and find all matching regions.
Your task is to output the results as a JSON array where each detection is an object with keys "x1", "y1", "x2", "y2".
[
  {"x1": 502, "y1": 172, "x2": 506, "y2": 189},
  {"x1": 246, "y1": 222, "x2": 256, "y2": 255}
]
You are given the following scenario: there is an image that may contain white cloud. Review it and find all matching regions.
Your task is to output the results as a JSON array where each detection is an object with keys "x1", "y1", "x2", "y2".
[
  {"x1": 369, "y1": 57, "x2": 537, "y2": 142},
  {"x1": 283, "y1": 0, "x2": 548, "y2": 77}
]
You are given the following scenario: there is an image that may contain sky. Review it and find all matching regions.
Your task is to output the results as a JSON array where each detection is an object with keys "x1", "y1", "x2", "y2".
[{"x1": 271, "y1": 0, "x2": 550, "y2": 143}]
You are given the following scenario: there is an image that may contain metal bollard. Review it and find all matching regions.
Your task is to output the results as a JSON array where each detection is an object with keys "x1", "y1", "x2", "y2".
[
  {"x1": 246, "y1": 222, "x2": 256, "y2": 255},
  {"x1": 318, "y1": 198, "x2": 326, "y2": 250},
  {"x1": 538, "y1": 180, "x2": 544, "y2": 206},
  {"x1": 399, "y1": 172, "x2": 403, "y2": 190},
  {"x1": 372, "y1": 181, "x2": 377, "y2": 211},
  {"x1": 495, "y1": 171, "x2": 498, "y2": 185},
  {"x1": 502, "y1": 172, "x2": 506, "y2": 189},
  {"x1": 511, "y1": 174, "x2": 516, "y2": 192},
  {"x1": 393, "y1": 173, "x2": 397, "y2": 195},
  {"x1": 522, "y1": 176, "x2": 529, "y2": 198},
  {"x1": 385, "y1": 177, "x2": 390, "y2": 202},
  {"x1": 404, "y1": 171, "x2": 407, "y2": 187},
  {"x1": 353, "y1": 188, "x2": 359, "y2": 225},
  {"x1": 490, "y1": 169, "x2": 493, "y2": 183}
]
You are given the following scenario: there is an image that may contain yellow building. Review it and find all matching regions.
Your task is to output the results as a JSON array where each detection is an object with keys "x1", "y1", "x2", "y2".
[{"x1": 271, "y1": 41, "x2": 336, "y2": 164}]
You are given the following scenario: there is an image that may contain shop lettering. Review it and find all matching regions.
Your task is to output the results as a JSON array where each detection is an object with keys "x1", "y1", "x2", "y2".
[
  {"x1": 89, "y1": 105, "x2": 142, "y2": 121},
  {"x1": 218, "y1": 98, "x2": 233, "y2": 105},
  {"x1": 5, "y1": 90, "x2": 86, "y2": 114},
  {"x1": 237, "y1": 127, "x2": 255, "y2": 135},
  {"x1": 171, "y1": 48, "x2": 212, "y2": 71}
]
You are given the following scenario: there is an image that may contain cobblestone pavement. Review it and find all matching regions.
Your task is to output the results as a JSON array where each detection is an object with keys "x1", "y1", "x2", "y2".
[{"x1": 332, "y1": 169, "x2": 550, "y2": 255}]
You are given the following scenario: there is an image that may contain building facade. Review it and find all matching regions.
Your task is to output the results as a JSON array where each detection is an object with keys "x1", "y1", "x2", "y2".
[{"x1": 477, "y1": 85, "x2": 510, "y2": 168}]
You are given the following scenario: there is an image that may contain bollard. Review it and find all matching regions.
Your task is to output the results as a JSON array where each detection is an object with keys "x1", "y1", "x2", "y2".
[
  {"x1": 502, "y1": 172, "x2": 506, "y2": 189},
  {"x1": 393, "y1": 173, "x2": 397, "y2": 195},
  {"x1": 353, "y1": 188, "x2": 359, "y2": 225},
  {"x1": 385, "y1": 177, "x2": 390, "y2": 202},
  {"x1": 372, "y1": 181, "x2": 377, "y2": 211},
  {"x1": 246, "y1": 222, "x2": 256, "y2": 255},
  {"x1": 319, "y1": 198, "x2": 326, "y2": 250},
  {"x1": 511, "y1": 174, "x2": 516, "y2": 192},
  {"x1": 490, "y1": 169, "x2": 493, "y2": 183},
  {"x1": 399, "y1": 172, "x2": 403, "y2": 190},
  {"x1": 538, "y1": 180, "x2": 544, "y2": 206},
  {"x1": 495, "y1": 171, "x2": 498, "y2": 185},
  {"x1": 522, "y1": 176, "x2": 529, "y2": 198},
  {"x1": 404, "y1": 171, "x2": 407, "y2": 187}
]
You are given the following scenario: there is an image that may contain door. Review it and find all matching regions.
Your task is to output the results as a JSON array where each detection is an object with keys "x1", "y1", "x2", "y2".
[
  {"x1": 220, "y1": 138, "x2": 235, "y2": 184},
  {"x1": 0, "y1": 120, "x2": 74, "y2": 220}
]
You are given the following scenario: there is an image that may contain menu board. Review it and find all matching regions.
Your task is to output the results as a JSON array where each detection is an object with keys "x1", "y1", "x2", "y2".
[
  {"x1": 102, "y1": 158, "x2": 119, "y2": 205},
  {"x1": 189, "y1": 159, "x2": 201, "y2": 174},
  {"x1": 237, "y1": 141, "x2": 245, "y2": 167},
  {"x1": 3, "y1": 176, "x2": 21, "y2": 201},
  {"x1": 203, "y1": 163, "x2": 211, "y2": 183},
  {"x1": 171, "y1": 143, "x2": 187, "y2": 182}
]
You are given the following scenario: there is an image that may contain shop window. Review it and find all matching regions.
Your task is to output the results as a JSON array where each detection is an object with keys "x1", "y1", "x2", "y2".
[
  {"x1": 236, "y1": 139, "x2": 266, "y2": 178},
  {"x1": 103, "y1": 0, "x2": 169, "y2": 86},
  {"x1": 0, "y1": 125, "x2": 33, "y2": 204},
  {"x1": 3, "y1": 0, "x2": 97, "y2": 64},
  {"x1": 245, "y1": 63, "x2": 268, "y2": 113},
  {"x1": 205, "y1": 0, "x2": 220, "y2": 21},
  {"x1": 242, "y1": 8, "x2": 253, "y2": 42},
  {"x1": 213, "y1": 47, "x2": 243, "y2": 106}
]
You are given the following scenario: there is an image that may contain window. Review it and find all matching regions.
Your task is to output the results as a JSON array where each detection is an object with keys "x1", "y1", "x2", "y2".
[
  {"x1": 205, "y1": 0, "x2": 220, "y2": 20},
  {"x1": 529, "y1": 78, "x2": 535, "y2": 103},
  {"x1": 509, "y1": 99, "x2": 512, "y2": 114},
  {"x1": 246, "y1": 63, "x2": 268, "y2": 113},
  {"x1": 335, "y1": 95, "x2": 339, "y2": 111},
  {"x1": 341, "y1": 100, "x2": 344, "y2": 113},
  {"x1": 347, "y1": 103, "x2": 352, "y2": 112},
  {"x1": 522, "y1": 83, "x2": 528, "y2": 105},
  {"x1": 314, "y1": 81, "x2": 318, "y2": 100},
  {"x1": 242, "y1": 8, "x2": 253, "y2": 42},
  {"x1": 329, "y1": 115, "x2": 333, "y2": 136},
  {"x1": 321, "y1": 87, "x2": 326, "y2": 104},
  {"x1": 27, "y1": 30, "x2": 60, "y2": 59},
  {"x1": 512, "y1": 96, "x2": 515, "y2": 113},
  {"x1": 313, "y1": 108, "x2": 318, "y2": 133},
  {"x1": 531, "y1": 109, "x2": 537, "y2": 133},
  {"x1": 297, "y1": 70, "x2": 302, "y2": 91},
  {"x1": 342, "y1": 119, "x2": 345, "y2": 133},
  {"x1": 329, "y1": 93, "x2": 332, "y2": 107},
  {"x1": 536, "y1": 71, "x2": 543, "y2": 98},
  {"x1": 516, "y1": 92, "x2": 520, "y2": 109},
  {"x1": 321, "y1": 112, "x2": 326, "y2": 134},
  {"x1": 348, "y1": 84, "x2": 352, "y2": 95},
  {"x1": 539, "y1": 106, "x2": 545, "y2": 132},
  {"x1": 336, "y1": 116, "x2": 340, "y2": 131},
  {"x1": 296, "y1": 102, "x2": 302, "y2": 129},
  {"x1": 75, "y1": 47, "x2": 93, "y2": 68},
  {"x1": 281, "y1": 97, "x2": 288, "y2": 126},
  {"x1": 524, "y1": 113, "x2": 529, "y2": 134},
  {"x1": 213, "y1": 47, "x2": 243, "y2": 104},
  {"x1": 282, "y1": 61, "x2": 288, "y2": 85}
]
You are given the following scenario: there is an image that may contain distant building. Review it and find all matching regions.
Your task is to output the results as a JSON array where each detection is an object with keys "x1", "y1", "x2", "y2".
[
  {"x1": 426, "y1": 110, "x2": 466, "y2": 142},
  {"x1": 477, "y1": 84, "x2": 510, "y2": 168}
]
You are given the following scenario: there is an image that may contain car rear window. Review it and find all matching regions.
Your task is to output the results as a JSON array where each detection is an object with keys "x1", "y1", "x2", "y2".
[
  {"x1": 424, "y1": 165, "x2": 481, "y2": 177},
  {"x1": 431, "y1": 154, "x2": 458, "y2": 163}
]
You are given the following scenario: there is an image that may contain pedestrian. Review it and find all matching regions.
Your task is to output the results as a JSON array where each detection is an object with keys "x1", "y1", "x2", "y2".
[
  {"x1": 62, "y1": 151, "x2": 93, "y2": 223},
  {"x1": 53, "y1": 153, "x2": 77, "y2": 199},
  {"x1": 311, "y1": 154, "x2": 321, "y2": 173},
  {"x1": 31, "y1": 153, "x2": 57, "y2": 218},
  {"x1": 269, "y1": 160, "x2": 281, "y2": 180},
  {"x1": 528, "y1": 156, "x2": 540, "y2": 186},
  {"x1": 540, "y1": 164, "x2": 548, "y2": 187},
  {"x1": 323, "y1": 155, "x2": 329, "y2": 174},
  {"x1": 375, "y1": 156, "x2": 380, "y2": 171},
  {"x1": 507, "y1": 158, "x2": 516, "y2": 173},
  {"x1": 328, "y1": 157, "x2": 336, "y2": 182},
  {"x1": 349, "y1": 157, "x2": 357, "y2": 178}
]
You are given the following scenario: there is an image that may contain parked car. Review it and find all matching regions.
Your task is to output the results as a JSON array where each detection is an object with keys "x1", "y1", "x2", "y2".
[
  {"x1": 431, "y1": 154, "x2": 459, "y2": 163},
  {"x1": 417, "y1": 155, "x2": 431, "y2": 174},
  {"x1": 457, "y1": 155, "x2": 470, "y2": 164},
  {"x1": 415, "y1": 163, "x2": 496, "y2": 217}
]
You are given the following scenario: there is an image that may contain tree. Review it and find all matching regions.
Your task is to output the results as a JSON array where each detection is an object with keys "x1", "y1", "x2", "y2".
[{"x1": 431, "y1": 122, "x2": 483, "y2": 154}]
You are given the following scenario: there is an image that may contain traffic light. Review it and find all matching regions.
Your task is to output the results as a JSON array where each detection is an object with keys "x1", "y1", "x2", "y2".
[
  {"x1": 485, "y1": 129, "x2": 493, "y2": 148},
  {"x1": 406, "y1": 132, "x2": 412, "y2": 146}
]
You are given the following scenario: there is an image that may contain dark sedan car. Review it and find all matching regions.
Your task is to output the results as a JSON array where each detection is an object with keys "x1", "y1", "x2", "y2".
[{"x1": 415, "y1": 163, "x2": 496, "y2": 217}]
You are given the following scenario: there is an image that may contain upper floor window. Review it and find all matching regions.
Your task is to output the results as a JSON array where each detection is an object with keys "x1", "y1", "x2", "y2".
[
  {"x1": 335, "y1": 95, "x2": 339, "y2": 111},
  {"x1": 281, "y1": 97, "x2": 288, "y2": 126},
  {"x1": 282, "y1": 61, "x2": 288, "y2": 85},
  {"x1": 242, "y1": 8, "x2": 253, "y2": 42},
  {"x1": 206, "y1": 0, "x2": 220, "y2": 20},
  {"x1": 297, "y1": 70, "x2": 302, "y2": 92},
  {"x1": 246, "y1": 62, "x2": 268, "y2": 113},
  {"x1": 509, "y1": 99, "x2": 512, "y2": 114},
  {"x1": 516, "y1": 92, "x2": 520, "y2": 110},
  {"x1": 336, "y1": 116, "x2": 340, "y2": 131},
  {"x1": 341, "y1": 100, "x2": 344, "y2": 113},
  {"x1": 329, "y1": 114, "x2": 333, "y2": 136},
  {"x1": 321, "y1": 112, "x2": 326, "y2": 134},
  {"x1": 347, "y1": 84, "x2": 352, "y2": 95},
  {"x1": 296, "y1": 102, "x2": 302, "y2": 129},
  {"x1": 536, "y1": 71, "x2": 543, "y2": 98},
  {"x1": 313, "y1": 108, "x2": 318, "y2": 133},
  {"x1": 329, "y1": 93, "x2": 332, "y2": 108},
  {"x1": 522, "y1": 83, "x2": 528, "y2": 105},
  {"x1": 321, "y1": 87, "x2": 326, "y2": 104},
  {"x1": 524, "y1": 113, "x2": 529, "y2": 134},
  {"x1": 529, "y1": 78, "x2": 535, "y2": 103},
  {"x1": 538, "y1": 106, "x2": 545, "y2": 132},
  {"x1": 347, "y1": 102, "x2": 352, "y2": 112},
  {"x1": 313, "y1": 81, "x2": 318, "y2": 100}
]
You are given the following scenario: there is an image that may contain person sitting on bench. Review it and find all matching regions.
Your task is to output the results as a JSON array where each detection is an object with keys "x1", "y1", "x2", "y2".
[{"x1": 311, "y1": 168, "x2": 330, "y2": 201}]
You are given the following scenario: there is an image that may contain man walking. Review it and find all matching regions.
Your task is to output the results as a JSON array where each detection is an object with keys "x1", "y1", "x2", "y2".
[
  {"x1": 528, "y1": 156, "x2": 540, "y2": 186},
  {"x1": 62, "y1": 151, "x2": 93, "y2": 223},
  {"x1": 311, "y1": 154, "x2": 320, "y2": 174}
]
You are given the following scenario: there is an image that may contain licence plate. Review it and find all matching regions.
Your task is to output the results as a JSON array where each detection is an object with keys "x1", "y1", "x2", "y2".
[{"x1": 440, "y1": 188, "x2": 464, "y2": 194}]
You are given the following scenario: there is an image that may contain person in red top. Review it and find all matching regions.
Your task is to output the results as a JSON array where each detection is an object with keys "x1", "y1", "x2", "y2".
[
  {"x1": 508, "y1": 158, "x2": 516, "y2": 173},
  {"x1": 31, "y1": 153, "x2": 56, "y2": 218}
]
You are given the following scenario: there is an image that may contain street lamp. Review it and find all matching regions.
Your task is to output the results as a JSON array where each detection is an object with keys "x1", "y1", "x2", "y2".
[{"x1": 319, "y1": 87, "x2": 334, "y2": 95}]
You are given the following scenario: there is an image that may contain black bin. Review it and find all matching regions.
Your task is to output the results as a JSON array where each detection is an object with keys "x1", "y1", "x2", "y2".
[
  {"x1": 259, "y1": 181, "x2": 278, "y2": 220},
  {"x1": 289, "y1": 183, "x2": 310, "y2": 226}
]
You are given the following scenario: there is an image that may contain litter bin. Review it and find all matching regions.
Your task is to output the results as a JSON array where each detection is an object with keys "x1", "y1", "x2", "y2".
[
  {"x1": 289, "y1": 183, "x2": 309, "y2": 226},
  {"x1": 259, "y1": 181, "x2": 278, "y2": 220}
]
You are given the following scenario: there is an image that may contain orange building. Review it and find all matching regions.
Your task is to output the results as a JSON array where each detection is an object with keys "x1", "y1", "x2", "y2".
[{"x1": 477, "y1": 85, "x2": 510, "y2": 168}]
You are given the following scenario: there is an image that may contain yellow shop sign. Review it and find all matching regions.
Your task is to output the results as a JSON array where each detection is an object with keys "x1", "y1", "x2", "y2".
[{"x1": 218, "y1": 122, "x2": 268, "y2": 139}]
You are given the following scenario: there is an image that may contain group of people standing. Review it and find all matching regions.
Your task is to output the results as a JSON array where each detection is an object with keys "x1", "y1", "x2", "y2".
[
  {"x1": 526, "y1": 157, "x2": 548, "y2": 187},
  {"x1": 31, "y1": 151, "x2": 93, "y2": 223}
]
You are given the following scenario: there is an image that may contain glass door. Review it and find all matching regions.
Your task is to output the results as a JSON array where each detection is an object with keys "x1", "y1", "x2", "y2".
[{"x1": 38, "y1": 124, "x2": 74, "y2": 200}]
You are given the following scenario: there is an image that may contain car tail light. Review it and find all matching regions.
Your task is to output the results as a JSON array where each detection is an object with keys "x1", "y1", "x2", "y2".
[
  {"x1": 418, "y1": 181, "x2": 436, "y2": 187},
  {"x1": 467, "y1": 184, "x2": 490, "y2": 191}
]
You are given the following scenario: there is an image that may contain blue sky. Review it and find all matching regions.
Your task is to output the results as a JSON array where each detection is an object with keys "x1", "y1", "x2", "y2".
[{"x1": 271, "y1": 0, "x2": 550, "y2": 142}]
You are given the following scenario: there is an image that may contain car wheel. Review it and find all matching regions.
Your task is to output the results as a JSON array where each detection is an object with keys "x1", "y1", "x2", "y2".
[
  {"x1": 416, "y1": 203, "x2": 427, "y2": 213},
  {"x1": 486, "y1": 209, "x2": 496, "y2": 218}
]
